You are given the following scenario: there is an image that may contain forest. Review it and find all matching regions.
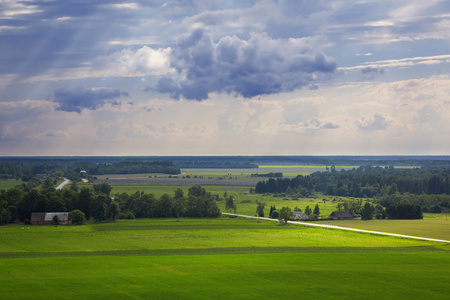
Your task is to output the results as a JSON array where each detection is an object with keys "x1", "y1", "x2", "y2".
[
  {"x1": 0, "y1": 183, "x2": 220, "y2": 224},
  {"x1": 254, "y1": 165, "x2": 450, "y2": 214},
  {"x1": 0, "y1": 161, "x2": 181, "y2": 181}
]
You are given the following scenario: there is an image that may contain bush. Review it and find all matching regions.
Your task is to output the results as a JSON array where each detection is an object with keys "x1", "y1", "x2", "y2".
[
  {"x1": 119, "y1": 210, "x2": 135, "y2": 220},
  {"x1": 71, "y1": 209, "x2": 86, "y2": 225}
]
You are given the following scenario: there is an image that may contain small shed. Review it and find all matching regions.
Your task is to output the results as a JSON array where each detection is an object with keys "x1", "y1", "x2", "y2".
[
  {"x1": 327, "y1": 211, "x2": 353, "y2": 220},
  {"x1": 292, "y1": 211, "x2": 308, "y2": 220},
  {"x1": 31, "y1": 212, "x2": 72, "y2": 225}
]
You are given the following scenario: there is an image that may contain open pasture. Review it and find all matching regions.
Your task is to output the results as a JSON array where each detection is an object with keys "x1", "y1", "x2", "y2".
[
  {"x1": 317, "y1": 214, "x2": 450, "y2": 241},
  {"x1": 2, "y1": 218, "x2": 441, "y2": 253},
  {"x1": 0, "y1": 179, "x2": 22, "y2": 190},
  {"x1": 0, "y1": 218, "x2": 448, "y2": 299}
]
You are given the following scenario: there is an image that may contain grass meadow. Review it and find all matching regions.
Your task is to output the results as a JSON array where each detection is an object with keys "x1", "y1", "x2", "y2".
[
  {"x1": 2, "y1": 166, "x2": 450, "y2": 299},
  {"x1": 0, "y1": 179, "x2": 22, "y2": 190},
  {"x1": 1, "y1": 218, "x2": 449, "y2": 299}
]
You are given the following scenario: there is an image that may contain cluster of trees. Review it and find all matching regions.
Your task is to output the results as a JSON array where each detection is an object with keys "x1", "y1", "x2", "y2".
[
  {"x1": 335, "y1": 198, "x2": 424, "y2": 220},
  {"x1": 0, "y1": 184, "x2": 220, "y2": 224},
  {"x1": 0, "y1": 161, "x2": 181, "y2": 182},
  {"x1": 69, "y1": 161, "x2": 181, "y2": 175},
  {"x1": 250, "y1": 173, "x2": 283, "y2": 178},
  {"x1": 254, "y1": 166, "x2": 450, "y2": 214},
  {"x1": 267, "y1": 204, "x2": 320, "y2": 220},
  {"x1": 378, "y1": 194, "x2": 449, "y2": 213},
  {"x1": 385, "y1": 203, "x2": 423, "y2": 219},
  {"x1": 255, "y1": 166, "x2": 450, "y2": 197}
]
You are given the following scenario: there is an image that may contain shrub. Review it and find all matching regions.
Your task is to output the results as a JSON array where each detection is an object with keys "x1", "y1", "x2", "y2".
[
  {"x1": 71, "y1": 209, "x2": 86, "y2": 225},
  {"x1": 119, "y1": 210, "x2": 135, "y2": 220},
  {"x1": 271, "y1": 210, "x2": 279, "y2": 219}
]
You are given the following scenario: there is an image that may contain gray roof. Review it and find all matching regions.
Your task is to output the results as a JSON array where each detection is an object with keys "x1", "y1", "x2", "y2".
[
  {"x1": 31, "y1": 212, "x2": 45, "y2": 222},
  {"x1": 31, "y1": 212, "x2": 71, "y2": 221},
  {"x1": 293, "y1": 211, "x2": 308, "y2": 219}
]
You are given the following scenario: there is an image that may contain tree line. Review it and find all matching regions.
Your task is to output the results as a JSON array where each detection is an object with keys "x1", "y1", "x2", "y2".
[
  {"x1": 0, "y1": 184, "x2": 220, "y2": 224},
  {"x1": 0, "y1": 161, "x2": 181, "y2": 182},
  {"x1": 255, "y1": 166, "x2": 450, "y2": 197}
]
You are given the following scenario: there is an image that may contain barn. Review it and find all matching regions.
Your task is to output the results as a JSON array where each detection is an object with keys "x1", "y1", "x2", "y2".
[
  {"x1": 292, "y1": 211, "x2": 308, "y2": 220},
  {"x1": 327, "y1": 211, "x2": 353, "y2": 220},
  {"x1": 31, "y1": 212, "x2": 72, "y2": 225}
]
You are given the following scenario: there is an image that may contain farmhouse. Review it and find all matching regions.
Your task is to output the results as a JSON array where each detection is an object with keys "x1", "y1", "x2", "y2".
[
  {"x1": 31, "y1": 212, "x2": 72, "y2": 225},
  {"x1": 292, "y1": 211, "x2": 308, "y2": 220},
  {"x1": 308, "y1": 213, "x2": 319, "y2": 220},
  {"x1": 327, "y1": 211, "x2": 353, "y2": 220}
]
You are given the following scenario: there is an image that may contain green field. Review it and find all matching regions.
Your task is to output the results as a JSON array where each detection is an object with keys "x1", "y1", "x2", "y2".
[
  {"x1": 0, "y1": 218, "x2": 448, "y2": 299},
  {"x1": 3, "y1": 166, "x2": 450, "y2": 299},
  {"x1": 0, "y1": 179, "x2": 22, "y2": 190},
  {"x1": 317, "y1": 214, "x2": 450, "y2": 241}
]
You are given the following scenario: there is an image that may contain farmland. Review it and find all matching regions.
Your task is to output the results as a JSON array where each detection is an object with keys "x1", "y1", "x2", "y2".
[
  {"x1": 2, "y1": 161, "x2": 450, "y2": 299},
  {"x1": 0, "y1": 218, "x2": 449, "y2": 299},
  {"x1": 74, "y1": 166, "x2": 450, "y2": 240}
]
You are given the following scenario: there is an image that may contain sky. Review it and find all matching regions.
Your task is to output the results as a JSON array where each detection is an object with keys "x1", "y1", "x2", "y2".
[{"x1": 0, "y1": 0, "x2": 449, "y2": 156}]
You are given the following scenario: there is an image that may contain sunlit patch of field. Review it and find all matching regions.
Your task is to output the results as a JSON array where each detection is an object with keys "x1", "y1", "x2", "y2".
[
  {"x1": 316, "y1": 214, "x2": 450, "y2": 241},
  {"x1": 0, "y1": 218, "x2": 448, "y2": 299}
]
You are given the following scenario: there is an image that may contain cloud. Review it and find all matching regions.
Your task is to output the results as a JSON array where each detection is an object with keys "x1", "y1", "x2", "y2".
[
  {"x1": 53, "y1": 87, "x2": 127, "y2": 113},
  {"x1": 0, "y1": 1, "x2": 42, "y2": 18},
  {"x1": 303, "y1": 118, "x2": 340, "y2": 130},
  {"x1": 154, "y1": 29, "x2": 337, "y2": 100},
  {"x1": 361, "y1": 66, "x2": 385, "y2": 80},
  {"x1": 93, "y1": 46, "x2": 172, "y2": 77},
  {"x1": 340, "y1": 54, "x2": 450, "y2": 71},
  {"x1": 357, "y1": 113, "x2": 388, "y2": 131}
]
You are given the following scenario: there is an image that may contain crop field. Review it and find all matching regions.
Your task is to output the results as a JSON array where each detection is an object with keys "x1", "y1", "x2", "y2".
[
  {"x1": 0, "y1": 179, "x2": 22, "y2": 190},
  {"x1": 0, "y1": 218, "x2": 449, "y2": 299},
  {"x1": 316, "y1": 214, "x2": 450, "y2": 241}
]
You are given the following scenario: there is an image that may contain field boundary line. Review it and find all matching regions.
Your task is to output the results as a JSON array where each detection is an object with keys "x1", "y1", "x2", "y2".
[{"x1": 222, "y1": 212, "x2": 450, "y2": 244}]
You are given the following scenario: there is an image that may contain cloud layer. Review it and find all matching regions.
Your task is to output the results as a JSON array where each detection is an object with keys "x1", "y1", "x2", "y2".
[
  {"x1": 154, "y1": 30, "x2": 337, "y2": 100},
  {"x1": 1, "y1": 1, "x2": 450, "y2": 155},
  {"x1": 54, "y1": 87, "x2": 127, "y2": 113}
]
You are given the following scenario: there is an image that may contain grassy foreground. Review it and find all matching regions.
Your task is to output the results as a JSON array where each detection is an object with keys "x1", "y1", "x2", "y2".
[{"x1": 1, "y1": 217, "x2": 449, "y2": 299}]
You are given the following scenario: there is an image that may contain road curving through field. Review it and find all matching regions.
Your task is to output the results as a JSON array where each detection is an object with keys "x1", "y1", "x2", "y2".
[
  {"x1": 56, "y1": 178, "x2": 70, "y2": 190},
  {"x1": 222, "y1": 212, "x2": 450, "y2": 244}
]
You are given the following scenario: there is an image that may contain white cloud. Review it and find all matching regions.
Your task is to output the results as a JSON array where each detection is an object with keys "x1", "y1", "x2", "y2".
[
  {"x1": 0, "y1": 0, "x2": 42, "y2": 18},
  {"x1": 92, "y1": 46, "x2": 173, "y2": 77},
  {"x1": 56, "y1": 16, "x2": 72, "y2": 21},
  {"x1": 340, "y1": 54, "x2": 450, "y2": 71},
  {"x1": 108, "y1": 3, "x2": 140, "y2": 10},
  {"x1": 357, "y1": 113, "x2": 389, "y2": 131}
]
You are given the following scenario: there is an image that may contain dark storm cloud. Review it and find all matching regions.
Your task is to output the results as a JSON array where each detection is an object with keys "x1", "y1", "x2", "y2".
[
  {"x1": 53, "y1": 87, "x2": 127, "y2": 113},
  {"x1": 155, "y1": 29, "x2": 337, "y2": 100}
]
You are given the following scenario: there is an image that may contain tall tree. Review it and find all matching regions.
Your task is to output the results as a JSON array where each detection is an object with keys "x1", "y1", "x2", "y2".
[
  {"x1": 278, "y1": 207, "x2": 293, "y2": 223},
  {"x1": 361, "y1": 202, "x2": 374, "y2": 220},
  {"x1": 313, "y1": 204, "x2": 320, "y2": 215},
  {"x1": 256, "y1": 200, "x2": 265, "y2": 217},
  {"x1": 305, "y1": 206, "x2": 312, "y2": 215}
]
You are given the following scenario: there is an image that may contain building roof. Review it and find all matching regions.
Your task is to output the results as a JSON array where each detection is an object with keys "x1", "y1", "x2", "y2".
[
  {"x1": 31, "y1": 212, "x2": 71, "y2": 222},
  {"x1": 293, "y1": 211, "x2": 308, "y2": 219}
]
